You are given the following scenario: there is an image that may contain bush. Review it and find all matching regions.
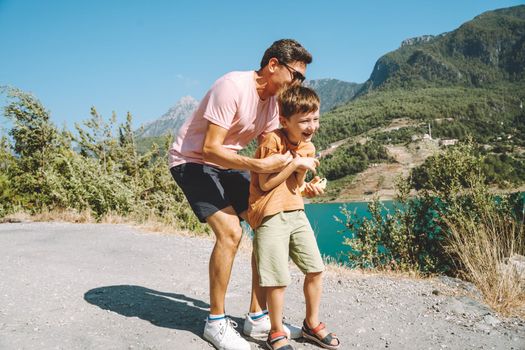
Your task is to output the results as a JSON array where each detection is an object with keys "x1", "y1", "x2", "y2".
[
  {"x1": 1, "y1": 88, "x2": 207, "y2": 234},
  {"x1": 339, "y1": 138, "x2": 525, "y2": 314}
]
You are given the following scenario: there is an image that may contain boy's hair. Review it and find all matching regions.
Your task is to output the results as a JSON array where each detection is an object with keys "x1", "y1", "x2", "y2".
[
  {"x1": 260, "y1": 39, "x2": 313, "y2": 69},
  {"x1": 278, "y1": 85, "x2": 320, "y2": 119}
]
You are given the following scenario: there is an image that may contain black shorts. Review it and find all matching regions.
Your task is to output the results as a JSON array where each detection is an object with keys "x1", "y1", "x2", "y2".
[{"x1": 170, "y1": 163, "x2": 250, "y2": 223}]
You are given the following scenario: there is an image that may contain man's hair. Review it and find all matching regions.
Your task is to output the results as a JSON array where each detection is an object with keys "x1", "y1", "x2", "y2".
[
  {"x1": 278, "y1": 85, "x2": 320, "y2": 119},
  {"x1": 260, "y1": 39, "x2": 313, "y2": 69}
]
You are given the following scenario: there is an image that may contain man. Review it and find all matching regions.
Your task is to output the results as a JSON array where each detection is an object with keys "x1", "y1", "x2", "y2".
[{"x1": 169, "y1": 39, "x2": 321, "y2": 350}]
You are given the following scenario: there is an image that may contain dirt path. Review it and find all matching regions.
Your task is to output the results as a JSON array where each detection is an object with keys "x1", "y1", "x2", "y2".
[
  {"x1": 0, "y1": 222, "x2": 523, "y2": 349},
  {"x1": 335, "y1": 140, "x2": 440, "y2": 202}
]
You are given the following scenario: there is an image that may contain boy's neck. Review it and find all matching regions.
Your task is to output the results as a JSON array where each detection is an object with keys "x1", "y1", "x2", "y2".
[{"x1": 281, "y1": 128, "x2": 301, "y2": 147}]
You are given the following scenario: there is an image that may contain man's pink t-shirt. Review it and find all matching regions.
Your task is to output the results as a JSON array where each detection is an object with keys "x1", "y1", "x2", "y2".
[{"x1": 168, "y1": 71, "x2": 280, "y2": 169}]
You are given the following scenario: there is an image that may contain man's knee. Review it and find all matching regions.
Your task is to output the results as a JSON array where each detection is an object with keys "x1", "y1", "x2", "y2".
[{"x1": 215, "y1": 225, "x2": 243, "y2": 250}]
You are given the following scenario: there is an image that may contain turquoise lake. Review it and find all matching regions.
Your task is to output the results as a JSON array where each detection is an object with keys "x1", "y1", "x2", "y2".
[{"x1": 304, "y1": 201, "x2": 395, "y2": 262}]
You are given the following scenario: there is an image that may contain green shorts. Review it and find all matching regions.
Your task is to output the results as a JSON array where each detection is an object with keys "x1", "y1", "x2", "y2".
[{"x1": 254, "y1": 210, "x2": 325, "y2": 287}]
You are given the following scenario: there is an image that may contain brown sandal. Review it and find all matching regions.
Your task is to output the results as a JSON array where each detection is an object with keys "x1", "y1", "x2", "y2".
[
  {"x1": 301, "y1": 320, "x2": 340, "y2": 349},
  {"x1": 266, "y1": 330, "x2": 294, "y2": 350}
]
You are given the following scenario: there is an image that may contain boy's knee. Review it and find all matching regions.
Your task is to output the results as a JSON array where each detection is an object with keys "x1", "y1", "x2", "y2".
[{"x1": 305, "y1": 271, "x2": 323, "y2": 280}]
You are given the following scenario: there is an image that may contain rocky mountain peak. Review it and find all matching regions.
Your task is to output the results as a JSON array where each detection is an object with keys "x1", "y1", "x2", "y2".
[{"x1": 159, "y1": 96, "x2": 199, "y2": 121}]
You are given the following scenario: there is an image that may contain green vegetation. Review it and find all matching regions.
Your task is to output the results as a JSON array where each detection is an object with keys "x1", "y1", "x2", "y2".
[
  {"x1": 316, "y1": 83, "x2": 525, "y2": 147},
  {"x1": 317, "y1": 140, "x2": 390, "y2": 180},
  {"x1": 339, "y1": 140, "x2": 524, "y2": 314},
  {"x1": 0, "y1": 88, "x2": 206, "y2": 233}
]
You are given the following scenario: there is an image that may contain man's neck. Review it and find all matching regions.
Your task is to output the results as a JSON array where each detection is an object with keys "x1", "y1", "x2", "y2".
[{"x1": 254, "y1": 70, "x2": 271, "y2": 100}]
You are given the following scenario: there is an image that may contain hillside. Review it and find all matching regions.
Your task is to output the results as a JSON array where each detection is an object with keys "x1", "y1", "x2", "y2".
[
  {"x1": 358, "y1": 5, "x2": 525, "y2": 94},
  {"x1": 313, "y1": 5, "x2": 525, "y2": 200},
  {"x1": 304, "y1": 78, "x2": 363, "y2": 113}
]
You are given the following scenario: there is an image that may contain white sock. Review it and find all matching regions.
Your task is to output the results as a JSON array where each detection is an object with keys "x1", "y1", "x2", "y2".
[
  {"x1": 208, "y1": 313, "x2": 226, "y2": 322},
  {"x1": 249, "y1": 309, "x2": 268, "y2": 320}
]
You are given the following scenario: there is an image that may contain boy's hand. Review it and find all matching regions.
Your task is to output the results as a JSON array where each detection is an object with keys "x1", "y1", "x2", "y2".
[
  {"x1": 301, "y1": 176, "x2": 327, "y2": 197},
  {"x1": 258, "y1": 151, "x2": 293, "y2": 173},
  {"x1": 292, "y1": 156, "x2": 319, "y2": 173}
]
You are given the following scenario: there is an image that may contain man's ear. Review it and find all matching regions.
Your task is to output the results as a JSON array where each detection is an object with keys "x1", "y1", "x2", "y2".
[{"x1": 268, "y1": 57, "x2": 279, "y2": 73}]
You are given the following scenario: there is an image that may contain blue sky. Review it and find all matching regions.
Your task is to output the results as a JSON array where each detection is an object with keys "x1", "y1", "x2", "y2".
[{"x1": 1, "y1": 0, "x2": 523, "y2": 130}]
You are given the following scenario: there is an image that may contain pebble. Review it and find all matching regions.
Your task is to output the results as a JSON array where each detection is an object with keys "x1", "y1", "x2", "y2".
[{"x1": 483, "y1": 315, "x2": 501, "y2": 326}]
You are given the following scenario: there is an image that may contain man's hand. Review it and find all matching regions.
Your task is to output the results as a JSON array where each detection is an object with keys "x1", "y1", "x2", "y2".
[{"x1": 257, "y1": 151, "x2": 294, "y2": 173}]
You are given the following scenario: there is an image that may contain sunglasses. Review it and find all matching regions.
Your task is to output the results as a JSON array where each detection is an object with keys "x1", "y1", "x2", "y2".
[{"x1": 278, "y1": 60, "x2": 306, "y2": 83}]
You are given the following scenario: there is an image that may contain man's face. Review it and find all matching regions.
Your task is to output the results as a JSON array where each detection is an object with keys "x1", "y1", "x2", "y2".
[{"x1": 270, "y1": 60, "x2": 307, "y2": 95}]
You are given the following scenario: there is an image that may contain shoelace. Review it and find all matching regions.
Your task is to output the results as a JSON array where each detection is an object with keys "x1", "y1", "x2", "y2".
[
  {"x1": 205, "y1": 317, "x2": 241, "y2": 337},
  {"x1": 224, "y1": 318, "x2": 241, "y2": 336}
]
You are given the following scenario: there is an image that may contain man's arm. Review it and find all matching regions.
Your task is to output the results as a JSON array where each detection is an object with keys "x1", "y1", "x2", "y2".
[{"x1": 202, "y1": 122, "x2": 292, "y2": 173}]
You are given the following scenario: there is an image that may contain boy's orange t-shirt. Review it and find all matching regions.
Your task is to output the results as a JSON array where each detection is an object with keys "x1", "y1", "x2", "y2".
[{"x1": 247, "y1": 129, "x2": 315, "y2": 229}]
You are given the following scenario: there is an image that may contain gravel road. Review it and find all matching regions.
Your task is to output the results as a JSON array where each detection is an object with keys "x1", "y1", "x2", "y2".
[{"x1": 0, "y1": 222, "x2": 523, "y2": 350}]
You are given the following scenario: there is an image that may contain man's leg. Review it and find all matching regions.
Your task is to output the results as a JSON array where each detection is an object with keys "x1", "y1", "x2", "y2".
[{"x1": 206, "y1": 205, "x2": 243, "y2": 315}]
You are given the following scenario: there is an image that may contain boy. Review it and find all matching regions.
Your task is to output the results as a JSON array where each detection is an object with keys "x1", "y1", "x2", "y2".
[{"x1": 247, "y1": 86, "x2": 341, "y2": 350}]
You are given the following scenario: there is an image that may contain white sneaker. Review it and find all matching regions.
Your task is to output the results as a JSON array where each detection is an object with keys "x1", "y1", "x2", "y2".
[
  {"x1": 242, "y1": 313, "x2": 302, "y2": 339},
  {"x1": 203, "y1": 318, "x2": 251, "y2": 350}
]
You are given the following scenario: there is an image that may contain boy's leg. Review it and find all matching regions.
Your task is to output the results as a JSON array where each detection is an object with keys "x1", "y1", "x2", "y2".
[
  {"x1": 304, "y1": 272, "x2": 338, "y2": 346},
  {"x1": 267, "y1": 287, "x2": 286, "y2": 331},
  {"x1": 237, "y1": 210, "x2": 267, "y2": 313},
  {"x1": 304, "y1": 271, "x2": 323, "y2": 328},
  {"x1": 250, "y1": 251, "x2": 267, "y2": 312},
  {"x1": 206, "y1": 206, "x2": 243, "y2": 315},
  {"x1": 246, "y1": 212, "x2": 301, "y2": 340},
  {"x1": 266, "y1": 286, "x2": 289, "y2": 349},
  {"x1": 287, "y1": 210, "x2": 338, "y2": 345}
]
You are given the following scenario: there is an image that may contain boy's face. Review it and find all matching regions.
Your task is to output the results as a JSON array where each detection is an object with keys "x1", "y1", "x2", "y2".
[{"x1": 280, "y1": 109, "x2": 320, "y2": 144}]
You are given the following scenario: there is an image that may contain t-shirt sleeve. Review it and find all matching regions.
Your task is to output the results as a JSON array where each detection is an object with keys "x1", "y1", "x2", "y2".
[
  {"x1": 299, "y1": 142, "x2": 316, "y2": 158},
  {"x1": 202, "y1": 78, "x2": 239, "y2": 130},
  {"x1": 256, "y1": 133, "x2": 280, "y2": 160},
  {"x1": 309, "y1": 144, "x2": 316, "y2": 158}
]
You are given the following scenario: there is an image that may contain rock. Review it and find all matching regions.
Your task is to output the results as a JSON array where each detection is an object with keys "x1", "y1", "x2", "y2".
[
  {"x1": 483, "y1": 315, "x2": 501, "y2": 326},
  {"x1": 474, "y1": 322, "x2": 492, "y2": 334}
]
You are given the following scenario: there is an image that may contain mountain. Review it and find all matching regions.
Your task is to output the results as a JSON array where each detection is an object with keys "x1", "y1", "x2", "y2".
[
  {"x1": 311, "y1": 5, "x2": 525, "y2": 200},
  {"x1": 357, "y1": 5, "x2": 525, "y2": 95},
  {"x1": 315, "y1": 5, "x2": 525, "y2": 149},
  {"x1": 135, "y1": 96, "x2": 198, "y2": 138},
  {"x1": 304, "y1": 79, "x2": 363, "y2": 113}
]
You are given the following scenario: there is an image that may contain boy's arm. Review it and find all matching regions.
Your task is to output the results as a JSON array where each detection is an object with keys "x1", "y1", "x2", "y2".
[
  {"x1": 259, "y1": 157, "x2": 319, "y2": 192},
  {"x1": 294, "y1": 147, "x2": 315, "y2": 188},
  {"x1": 295, "y1": 168, "x2": 307, "y2": 188},
  {"x1": 258, "y1": 162, "x2": 298, "y2": 192}
]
